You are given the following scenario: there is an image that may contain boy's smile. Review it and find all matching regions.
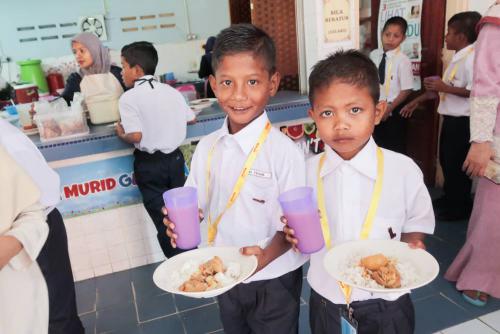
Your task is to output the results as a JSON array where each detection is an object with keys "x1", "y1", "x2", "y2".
[
  {"x1": 309, "y1": 81, "x2": 386, "y2": 160},
  {"x1": 209, "y1": 52, "x2": 280, "y2": 134}
]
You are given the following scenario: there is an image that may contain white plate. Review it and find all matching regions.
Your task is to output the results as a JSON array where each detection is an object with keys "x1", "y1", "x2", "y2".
[
  {"x1": 153, "y1": 246, "x2": 258, "y2": 298},
  {"x1": 323, "y1": 239, "x2": 439, "y2": 293},
  {"x1": 189, "y1": 98, "x2": 217, "y2": 112}
]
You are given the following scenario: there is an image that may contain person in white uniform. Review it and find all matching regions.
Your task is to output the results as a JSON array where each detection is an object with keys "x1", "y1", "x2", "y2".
[
  {"x1": 165, "y1": 24, "x2": 307, "y2": 334},
  {"x1": 285, "y1": 50, "x2": 435, "y2": 334},
  {"x1": 0, "y1": 145, "x2": 49, "y2": 334},
  {"x1": 0, "y1": 119, "x2": 84, "y2": 333}
]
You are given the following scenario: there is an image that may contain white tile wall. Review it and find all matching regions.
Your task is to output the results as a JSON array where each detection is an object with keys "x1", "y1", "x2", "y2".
[
  {"x1": 442, "y1": 319, "x2": 498, "y2": 334},
  {"x1": 66, "y1": 204, "x2": 167, "y2": 281},
  {"x1": 479, "y1": 310, "x2": 500, "y2": 332}
]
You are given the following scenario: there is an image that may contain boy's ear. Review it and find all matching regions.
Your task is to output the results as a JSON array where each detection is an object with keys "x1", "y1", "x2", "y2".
[
  {"x1": 269, "y1": 71, "x2": 281, "y2": 97},
  {"x1": 133, "y1": 64, "x2": 145, "y2": 78},
  {"x1": 374, "y1": 100, "x2": 387, "y2": 125},
  {"x1": 208, "y1": 75, "x2": 217, "y2": 97},
  {"x1": 307, "y1": 108, "x2": 315, "y2": 119}
]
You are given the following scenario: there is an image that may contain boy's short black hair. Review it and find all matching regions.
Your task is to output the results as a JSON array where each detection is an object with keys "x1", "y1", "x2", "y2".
[
  {"x1": 382, "y1": 16, "x2": 408, "y2": 35},
  {"x1": 121, "y1": 41, "x2": 158, "y2": 75},
  {"x1": 448, "y1": 11, "x2": 482, "y2": 43},
  {"x1": 211, "y1": 24, "x2": 276, "y2": 75},
  {"x1": 308, "y1": 50, "x2": 380, "y2": 105}
]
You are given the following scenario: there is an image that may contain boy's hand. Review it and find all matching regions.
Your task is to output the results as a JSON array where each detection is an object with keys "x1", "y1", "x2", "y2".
[
  {"x1": 463, "y1": 142, "x2": 494, "y2": 177},
  {"x1": 281, "y1": 216, "x2": 299, "y2": 252},
  {"x1": 400, "y1": 101, "x2": 419, "y2": 118},
  {"x1": 115, "y1": 122, "x2": 125, "y2": 138},
  {"x1": 407, "y1": 239, "x2": 426, "y2": 250},
  {"x1": 424, "y1": 78, "x2": 447, "y2": 93},
  {"x1": 401, "y1": 232, "x2": 426, "y2": 250},
  {"x1": 240, "y1": 246, "x2": 268, "y2": 273}
]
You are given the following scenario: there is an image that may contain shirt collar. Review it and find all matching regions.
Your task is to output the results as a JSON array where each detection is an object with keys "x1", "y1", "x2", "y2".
[
  {"x1": 218, "y1": 112, "x2": 269, "y2": 155},
  {"x1": 451, "y1": 43, "x2": 474, "y2": 63},
  {"x1": 385, "y1": 47, "x2": 401, "y2": 58},
  {"x1": 320, "y1": 137, "x2": 378, "y2": 180},
  {"x1": 134, "y1": 75, "x2": 155, "y2": 88}
]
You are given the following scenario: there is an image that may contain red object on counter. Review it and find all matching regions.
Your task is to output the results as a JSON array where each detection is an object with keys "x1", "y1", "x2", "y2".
[
  {"x1": 46, "y1": 73, "x2": 65, "y2": 96},
  {"x1": 14, "y1": 83, "x2": 39, "y2": 103}
]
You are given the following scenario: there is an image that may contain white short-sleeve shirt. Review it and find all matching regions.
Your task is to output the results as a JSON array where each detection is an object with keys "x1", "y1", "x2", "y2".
[
  {"x1": 370, "y1": 48, "x2": 414, "y2": 102},
  {"x1": 185, "y1": 112, "x2": 308, "y2": 283},
  {"x1": 438, "y1": 44, "x2": 475, "y2": 117},
  {"x1": 0, "y1": 119, "x2": 61, "y2": 214},
  {"x1": 119, "y1": 75, "x2": 195, "y2": 154},
  {"x1": 306, "y1": 138, "x2": 435, "y2": 304}
]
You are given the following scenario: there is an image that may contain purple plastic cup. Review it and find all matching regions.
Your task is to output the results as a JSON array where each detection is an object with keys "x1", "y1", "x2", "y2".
[
  {"x1": 163, "y1": 187, "x2": 200, "y2": 250},
  {"x1": 279, "y1": 187, "x2": 325, "y2": 254}
]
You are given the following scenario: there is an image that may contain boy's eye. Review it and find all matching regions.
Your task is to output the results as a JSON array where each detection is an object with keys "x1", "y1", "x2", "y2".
[
  {"x1": 350, "y1": 107, "x2": 362, "y2": 114},
  {"x1": 320, "y1": 110, "x2": 333, "y2": 118},
  {"x1": 221, "y1": 80, "x2": 232, "y2": 86},
  {"x1": 248, "y1": 79, "x2": 258, "y2": 86}
]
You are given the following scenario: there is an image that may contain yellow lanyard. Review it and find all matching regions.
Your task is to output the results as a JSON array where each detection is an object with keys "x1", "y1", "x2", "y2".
[
  {"x1": 384, "y1": 49, "x2": 400, "y2": 100},
  {"x1": 317, "y1": 147, "x2": 384, "y2": 304},
  {"x1": 205, "y1": 121, "x2": 272, "y2": 245},
  {"x1": 441, "y1": 47, "x2": 474, "y2": 101}
]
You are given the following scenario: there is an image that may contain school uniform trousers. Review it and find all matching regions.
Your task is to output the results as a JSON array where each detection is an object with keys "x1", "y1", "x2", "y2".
[
  {"x1": 216, "y1": 267, "x2": 302, "y2": 334},
  {"x1": 37, "y1": 208, "x2": 84, "y2": 334},
  {"x1": 439, "y1": 115, "x2": 472, "y2": 209},
  {"x1": 309, "y1": 289, "x2": 415, "y2": 334},
  {"x1": 374, "y1": 103, "x2": 408, "y2": 155},
  {"x1": 133, "y1": 148, "x2": 188, "y2": 258}
]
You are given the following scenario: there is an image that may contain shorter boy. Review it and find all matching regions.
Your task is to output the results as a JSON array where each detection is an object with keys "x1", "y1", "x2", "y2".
[
  {"x1": 286, "y1": 50, "x2": 435, "y2": 334},
  {"x1": 116, "y1": 41, "x2": 195, "y2": 258},
  {"x1": 370, "y1": 16, "x2": 413, "y2": 154},
  {"x1": 401, "y1": 11, "x2": 481, "y2": 221}
]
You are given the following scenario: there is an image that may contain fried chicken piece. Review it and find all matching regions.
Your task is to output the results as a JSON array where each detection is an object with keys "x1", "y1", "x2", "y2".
[
  {"x1": 368, "y1": 262, "x2": 401, "y2": 288},
  {"x1": 360, "y1": 254, "x2": 389, "y2": 271},
  {"x1": 200, "y1": 256, "x2": 224, "y2": 276},
  {"x1": 179, "y1": 256, "x2": 226, "y2": 292},
  {"x1": 179, "y1": 278, "x2": 208, "y2": 292}
]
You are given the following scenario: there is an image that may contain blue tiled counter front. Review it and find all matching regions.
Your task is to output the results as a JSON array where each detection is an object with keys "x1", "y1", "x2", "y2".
[{"x1": 33, "y1": 91, "x2": 311, "y2": 162}]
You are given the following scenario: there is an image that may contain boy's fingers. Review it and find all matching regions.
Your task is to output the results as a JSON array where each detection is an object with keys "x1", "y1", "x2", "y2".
[
  {"x1": 280, "y1": 216, "x2": 288, "y2": 224},
  {"x1": 198, "y1": 209, "x2": 204, "y2": 220},
  {"x1": 240, "y1": 246, "x2": 262, "y2": 256},
  {"x1": 162, "y1": 206, "x2": 168, "y2": 215}
]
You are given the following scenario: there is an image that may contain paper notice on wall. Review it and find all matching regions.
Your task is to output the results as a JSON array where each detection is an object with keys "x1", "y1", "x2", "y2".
[{"x1": 378, "y1": 0, "x2": 423, "y2": 89}]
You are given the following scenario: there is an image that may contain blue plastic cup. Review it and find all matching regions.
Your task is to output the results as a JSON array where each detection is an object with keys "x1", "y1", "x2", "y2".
[
  {"x1": 279, "y1": 187, "x2": 324, "y2": 254},
  {"x1": 5, "y1": 105, "x2": 18, "y2": 115},
  {"x1": 163, "y1": 187, "x2": 200, "y2": 249}
]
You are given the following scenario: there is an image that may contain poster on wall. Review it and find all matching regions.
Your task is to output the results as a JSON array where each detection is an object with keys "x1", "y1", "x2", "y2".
[
  {"x1": 317, "y1": 0, "x2": 360, "y2": 58},
  {"x1": 377, "y1": 0, "x2": 423, "y2": 89},
  {"x1": 56, "y1": 155, "x2": 142, "y2": 217}
]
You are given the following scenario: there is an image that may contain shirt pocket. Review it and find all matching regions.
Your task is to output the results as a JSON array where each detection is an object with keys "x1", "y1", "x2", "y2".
[
  {"x1": 240, "y1": 177, "x2": 278, "y2": 225},
  {"x1": 369, "y1": 217, "x2": 403, "y2": 240}
]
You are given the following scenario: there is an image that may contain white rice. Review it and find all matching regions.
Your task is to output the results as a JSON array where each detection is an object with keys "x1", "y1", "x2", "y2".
[
  {"x1": 169, "y1": 258, "x2": 241, "y2": 291},
  {"x1": 338, "y1": 254, "x2": 419, "y2": 289}
]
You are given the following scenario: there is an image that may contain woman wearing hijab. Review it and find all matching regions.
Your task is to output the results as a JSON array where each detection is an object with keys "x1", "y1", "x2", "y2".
[
  {"x1": 61, "y1": 32, "x2": 125, "y2": 105},
  {"x1": 0, "y1": 145, "x2": 49, "y2": 334},
  {"x1": 198, "y1": 36, "x2": 216, "y2": 98}
]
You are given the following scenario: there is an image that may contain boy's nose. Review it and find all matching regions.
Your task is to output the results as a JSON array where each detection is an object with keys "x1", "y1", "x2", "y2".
[{"x1": 231, "y1": 85, "x2": 247, "y2": 101}]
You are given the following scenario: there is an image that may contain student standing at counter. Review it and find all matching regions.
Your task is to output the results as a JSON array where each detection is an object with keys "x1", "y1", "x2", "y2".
[
  {"x1": 116, "y1": 42, "x2": 195, "y2": 258},
  {"x1": 60, "y1": 32, "x2": 125, "y2": 105},
  {"x1": 198, "y1": 36, "x2": 216, "y2": 98},
  {"x1": 0, "y1": 119, "x2": 84, "y2": 334}
]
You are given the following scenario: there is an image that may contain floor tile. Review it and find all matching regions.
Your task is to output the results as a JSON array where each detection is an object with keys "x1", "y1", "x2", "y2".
[
  {"x1": 76, "y1": 279, "x2": 97, "y2": 314},
  {"x1": 96, "y1": 271, "x2": 134, "y2": 310},
  {"x1": 80, "y1": 312, "x2": 96, "y2": 334},
  {"x1": 180, "y1": 303, "x2": 222, "y2": 334},
  {"x1": 414, "y1": 295, "x2": 473, "y2": 334},
  {"x1": 442, "y1": 319, "x2": 498, "y2": 334},
  {"x1": 480, "y1": 310, "x2": 500, "y2": 331},
  {"x1": 137, "y1": 293, "x2": 177, "y2": 322},
  {"x1": 132, "y1": 278, "x2": 165, "y2": 302},
  {"x1": 173, "y1": 294, "x2": 216, "y2": 312},
  {"x1": 96, "y1": 302, "x2": 138, "y2": 333},
  {"x1": 141, "y1": 314, "x2": 185, "y2": 334}
]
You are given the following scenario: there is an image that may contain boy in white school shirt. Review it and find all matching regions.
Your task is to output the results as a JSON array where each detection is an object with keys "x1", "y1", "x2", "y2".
[
  {"x1": 116, "y1": 41, "x2": 196, "y2": 258},
  {"x1": 370, "y1": 16, "x2": 414, "y2": 154},
  {"x1": 285, "y1": 50, "x2": 435, "y2": 334},
  {"x1": 165, "y1": 24, "x2": 307, "y2": 334},
  {"x1": 401, "y1": 11, "x2": 481, "y2": 221}
]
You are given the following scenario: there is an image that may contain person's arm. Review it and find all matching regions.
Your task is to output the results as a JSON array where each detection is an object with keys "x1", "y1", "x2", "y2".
[
  {"x1": 386, "y1": 89, "x2": 412, "y2": 116},
  {"x1": 117, "y1": 96, "x2": 143, "y2": 144},
  {"x1": 60, "y1": 72, "x2": 82, "y2": 106},
  {"x1": 240, "y1": 232, "x2": 291, "y2": 273},
  {"x1": 401, "y1": 232, "x2": 426, "y2": 249},
  {"x1": 424, "y1": 79, "x2": 470, "y2": 98},
  {"x1": 116, "y1": 122, "x2": 142, "y2": 144},
  {"x1": 400, "y1": 92, "x2": 436, "y2": 118}
]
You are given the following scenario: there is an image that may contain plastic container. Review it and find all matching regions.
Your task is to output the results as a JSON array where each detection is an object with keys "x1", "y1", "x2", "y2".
[
  {"x1": 17, "y1": 59, "x2": 49, "y2": 93},
  {"x1": 176, "y1": 84, "x2": 197, "y2": 102},
  {"x1": 46, "y1": 73, "x2": 65, "y2": 96},
  {"x1": 85, "y1": 94, "x2": 120, "y2": 124},
  {"x1": 13, "y1": 83, "x2": 39, "y2": 103},
  {"x1": 16, "y1": 103, "x2": 35, "y2": 129},
  {"x1": 34, "y1": 110, "x2": 89, "y2": 142},
  {"x1": 163, "y1": 187, "x2": 200, "y2": 250},
  {"x1": 278, "y1": 186, "x2": 324, "y2": 254}
]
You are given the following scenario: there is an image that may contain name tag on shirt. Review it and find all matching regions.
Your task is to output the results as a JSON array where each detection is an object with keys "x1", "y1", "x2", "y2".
[{"x1": 248, "y1": 169, "x2": 272, "y2": 179}]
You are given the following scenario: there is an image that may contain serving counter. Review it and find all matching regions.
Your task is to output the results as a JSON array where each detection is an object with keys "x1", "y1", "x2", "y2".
[{"x1": 30, "y1": 91, "x2": 313, "y2": 280}]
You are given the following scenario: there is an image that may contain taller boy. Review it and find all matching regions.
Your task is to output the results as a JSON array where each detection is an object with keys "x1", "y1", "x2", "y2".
[
  {"x1": 170, "y1": 24, "x2": 307, "y2": 333},
  {"x1": 116, "y1": 42, "x2": 195, "y2": 258},
  {"x1": 370, "y1": 16, "x2": 413, "y2": 154}
]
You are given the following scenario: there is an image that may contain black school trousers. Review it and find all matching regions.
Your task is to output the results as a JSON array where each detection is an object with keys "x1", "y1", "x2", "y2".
[
  {"x1": 374, "y1": 104, "x2": 408, "y2": 155},
  {"x1": 310, "y1": 289, "x2": 415, "y2": 334},
  {"x1": 37, "y1": 208, "x2": 84, "y2": 334},
  {"x1": 439, "y1": 115, "x2": 472, "y2": 209},
  {"x1": 217, "y1": 267, "x2": 303, "y2": 334},
  {"x1": 133, "y1": 148, "x2": 187, "y2": 258}
]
